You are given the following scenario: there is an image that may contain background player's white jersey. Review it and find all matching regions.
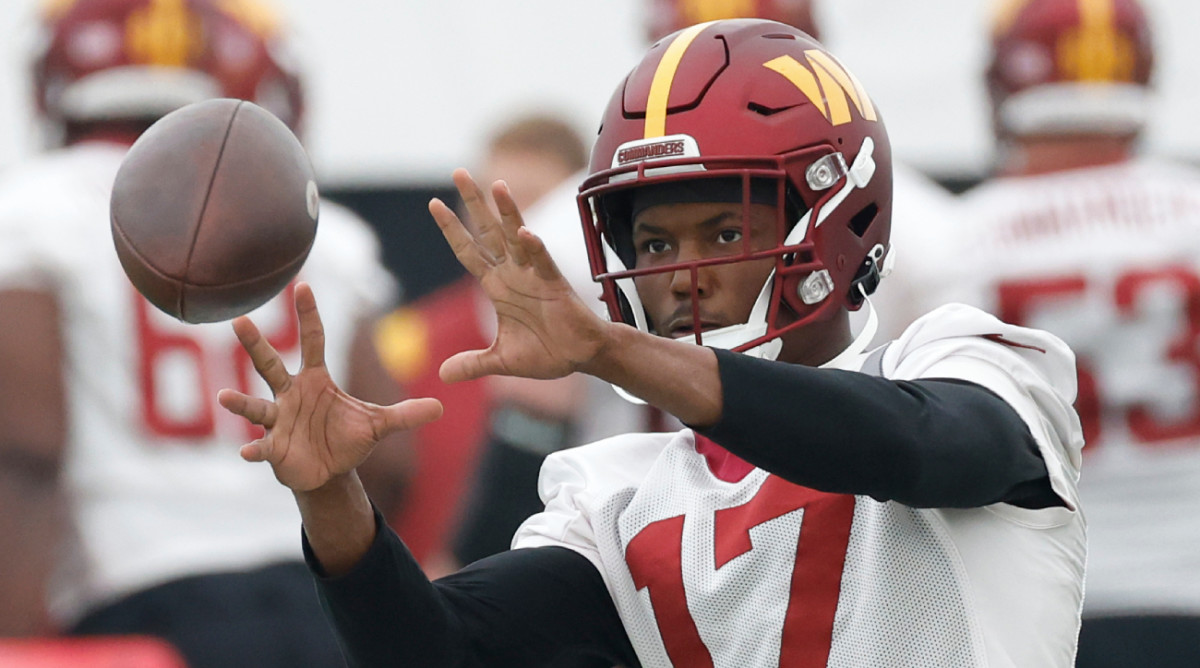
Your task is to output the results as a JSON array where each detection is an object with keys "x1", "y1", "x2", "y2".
[
  {"x1": 514, "y1": 304, "x2": 1086, "y2": 667},
  {"x1": 869, "y1": 162, "x2": 962, "y2": 341},
  {"x1": 0, "y1": 141, "x2": 394, "y2": 624},
  {"x1": 930, "y1": 159, "x2": 1200, "y2": 616}
]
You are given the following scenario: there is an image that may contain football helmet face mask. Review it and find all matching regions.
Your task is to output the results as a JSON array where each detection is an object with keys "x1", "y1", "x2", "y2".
[
  {"x1": 33, "y1": 0, "x2": 303, "y2": 144},
  {"x1": 645, "y1": 0, "x2": 820, "y2": 43},
  {"x1": 579, "y1": 19, "x2": 892, "y2": 361},
  {"x1": 986, "y1": 0, "x2": 1154, "y2": 138}
]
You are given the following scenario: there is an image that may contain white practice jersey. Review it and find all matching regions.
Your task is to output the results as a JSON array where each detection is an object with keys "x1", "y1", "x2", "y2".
[
  {"x1": 514, "y1": 304, "x2": 1086, "y2": 668},
  {"x1": 0, "y1": 141, "x2": 395, "y2": 624},
  {"x1": 932, "y1": 159, "x2": 1200, "y2": 616}
]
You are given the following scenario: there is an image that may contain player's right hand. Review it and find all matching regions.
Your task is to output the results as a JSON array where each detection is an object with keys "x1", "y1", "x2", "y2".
[
  {"x1": 430, "y1": 168, "x2": 613, "y2": 385},
  {"x1": 218, "y1": 282, "x2": 443, "y2": 492}
]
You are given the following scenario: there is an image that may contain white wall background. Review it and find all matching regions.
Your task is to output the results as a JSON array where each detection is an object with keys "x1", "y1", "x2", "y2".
[{"x1": 0, "y1": 0, "x2": 1198, "y2": 186}]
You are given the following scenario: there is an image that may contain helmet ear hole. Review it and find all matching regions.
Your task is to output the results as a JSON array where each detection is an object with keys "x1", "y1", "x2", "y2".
[
  {"x1": 848, "y1": 202, "x2": 878, "y2": 238},
  {"x1": 848, "y1": 257, "x2": 882, "y2": 306}
]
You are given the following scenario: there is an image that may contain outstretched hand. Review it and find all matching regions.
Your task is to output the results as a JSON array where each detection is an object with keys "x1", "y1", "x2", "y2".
[
  {"x1": 430, "y1": 168, "x2": 611, "y2": 384},
  {"x1": 218, "y1": 282, "x2": 443, "y2": 492}
]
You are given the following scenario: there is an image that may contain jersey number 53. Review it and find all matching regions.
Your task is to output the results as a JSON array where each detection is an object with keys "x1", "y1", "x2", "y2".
[{"x1": 999, "y1": 266, "x2": 1200, "y2": 449}]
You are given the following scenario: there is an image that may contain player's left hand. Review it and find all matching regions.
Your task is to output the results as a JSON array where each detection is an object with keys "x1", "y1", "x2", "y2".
[
  {"x1": 218, "y1": 283, "x2": 443, "y2": 492},
  {"x1": 430, "y1": 168, "x2": 612, "y2": 384}
]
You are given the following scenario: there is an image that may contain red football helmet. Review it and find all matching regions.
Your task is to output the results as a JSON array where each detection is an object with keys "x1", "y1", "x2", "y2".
[
  {"x1": 579, "y1": 19, "x2": 892, "y2": 360},
  {"x1": 986, "y1": 0, "x2": 1154, "y2": 138},
  {"x1": 33, "y1": 0, "x2": 303, "y2": 144},
  {"x1": 646, "y1": 0, "x2": 820, "y2": 43}
]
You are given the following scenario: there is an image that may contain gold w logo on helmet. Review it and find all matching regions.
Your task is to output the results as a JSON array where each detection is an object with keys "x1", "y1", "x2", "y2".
[
  {"x1": 763, "y1": 50, "x2": 878, "y2": 126},
  {"x1": 126, "y1": 0, "x2": 203, "y2": 67}
]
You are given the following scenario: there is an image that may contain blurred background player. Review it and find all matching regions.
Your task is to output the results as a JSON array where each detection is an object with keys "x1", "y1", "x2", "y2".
[
  {"x1": 0, "y1": 0, "x2": 409, "y2": 665},
  {"x1": 891, "y1": 0, "x2": 1200, "y2": 665}
]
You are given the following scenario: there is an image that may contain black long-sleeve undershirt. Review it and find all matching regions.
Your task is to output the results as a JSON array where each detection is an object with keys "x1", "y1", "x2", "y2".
[
  {"x1": 307, "y1": 511, "x2": 639, "y2": 668},
  {"x1": 698, "y1": 348, "x2": 1061, "y2": 509},
  {"x1": 310, "y1": 347, "x2": 1063, "y2": 666}
]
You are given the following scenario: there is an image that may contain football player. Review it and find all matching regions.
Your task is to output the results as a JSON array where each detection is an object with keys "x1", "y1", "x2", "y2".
[
  {"x1": 446, "y1": 0, "x2": 960, "y2": 579},
  {"x1": 0, "y1": 0, "x2": 407, "y2": 665},
  {"x1": 899, "y1": 1, "x2": 1200, "y2": 665},
  {"x1": 223, "y1": 19, "x2": 1086, "y2": 667}
]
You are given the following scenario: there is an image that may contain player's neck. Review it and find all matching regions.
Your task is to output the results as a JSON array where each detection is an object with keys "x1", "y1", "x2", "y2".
[
  {"x1": 776, "y1": 311, "x2": 853, "y2": 367},
  {"x1": 997, "y1": 134, "x2": 1137, "y2": 177}
]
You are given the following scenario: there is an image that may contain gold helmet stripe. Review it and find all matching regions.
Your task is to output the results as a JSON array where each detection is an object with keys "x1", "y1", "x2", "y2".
[
  {"x1": 1079, "y1": 0, "x2": 1116, "y2": 28},
  {"x1": 645, "y1": 21, "x2": 714, "y2": 139},
  {"x1": 1063, "y1": 0, "x2": 1134, "y2": 81},
  {"x1": 126, "y1": 0, "x2": 199, "y2": 68}
]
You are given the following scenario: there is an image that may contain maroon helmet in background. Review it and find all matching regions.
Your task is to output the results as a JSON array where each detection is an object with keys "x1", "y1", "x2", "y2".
[
  {"x1": 32, "y1": 0, "x2": 304, "y2": 145},
  {"x1": 645, "y1": 0, "x2": 820, "y2": 43},
  {"x1": 579, "y1": 19, "x2": 891, "y2": 361},
  {"x1": 986, "y1": 0, "x2": 1154, "y2": 139}
]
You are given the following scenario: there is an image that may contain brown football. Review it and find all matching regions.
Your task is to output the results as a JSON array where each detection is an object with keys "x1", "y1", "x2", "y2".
[{"x1": 110, "y1": 98, "x2": 319, "y2": 324}]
